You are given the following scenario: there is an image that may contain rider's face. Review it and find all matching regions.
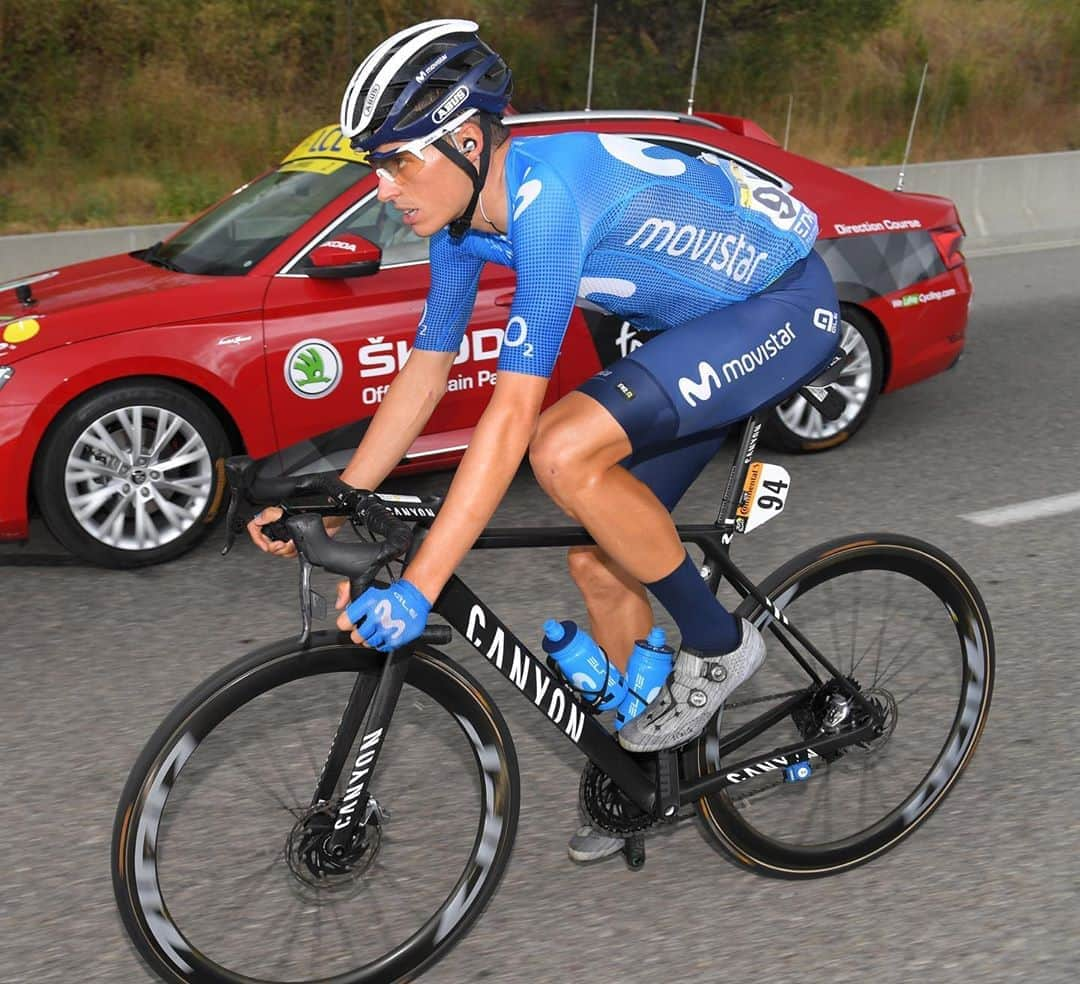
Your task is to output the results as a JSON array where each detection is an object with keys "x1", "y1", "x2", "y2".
[{"x1": 373, "y1": 140, "x2": 473, "y2": 238}]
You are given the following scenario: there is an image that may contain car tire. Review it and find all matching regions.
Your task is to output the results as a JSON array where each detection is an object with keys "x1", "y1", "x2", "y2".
[
  {"x1": 34, "y1": 380, "x2": 230, "y2": 568},
  {"x1": 763, "y1": 305, "x2": 884, "y2": 453}
]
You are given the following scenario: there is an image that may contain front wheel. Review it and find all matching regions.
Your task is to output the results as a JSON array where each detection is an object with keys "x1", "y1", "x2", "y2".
[
  {"x1": 690, "y1": 534, "x2": 994, "y2": 877},
  {"x1": 113, "y1": 632, "x2": 520, "y2": 983}
]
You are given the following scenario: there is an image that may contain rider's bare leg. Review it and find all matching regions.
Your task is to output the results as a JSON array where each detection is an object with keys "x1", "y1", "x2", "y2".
[
  {"x1": 532, "y1": 391, "x2": 766, "y2": 754},
  {"x1": 530, "y1": 392, "x2": 686, "y2": 585},
  {"x1": 531, "y1": 390, "x2": 741, "y2": 656},
  {"x1": 567, "y1": 546, "x2": 653, "y2": 673}
]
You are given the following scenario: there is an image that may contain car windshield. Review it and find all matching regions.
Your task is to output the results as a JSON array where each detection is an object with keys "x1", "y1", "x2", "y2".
[{"x1": 145, "y1": 161, "x2": 371, "y2": 276}]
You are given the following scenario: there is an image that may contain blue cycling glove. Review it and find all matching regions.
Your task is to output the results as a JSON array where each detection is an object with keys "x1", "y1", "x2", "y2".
[{"x1": 345, "y1": 579, "x2": 432, "y2": 652}]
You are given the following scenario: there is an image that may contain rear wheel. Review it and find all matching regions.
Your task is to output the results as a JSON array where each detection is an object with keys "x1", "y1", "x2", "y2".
[
  {"x1": 34, "y1": 380, "x2": 229, "y2": 567},
  {"x1": 112, "y1": 633, "x2": 520, "y2": 983},
  {"x1": 690, "y1": 534, "x2": 993, "y2": 877},
  {"x1": 764, "y1": 305, "x2": 883, "y2": 452}
]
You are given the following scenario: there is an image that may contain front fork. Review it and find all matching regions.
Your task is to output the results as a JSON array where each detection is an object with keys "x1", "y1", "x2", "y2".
[{"x1": 314, "y1": 647, "x2": 412, "y2": 859}]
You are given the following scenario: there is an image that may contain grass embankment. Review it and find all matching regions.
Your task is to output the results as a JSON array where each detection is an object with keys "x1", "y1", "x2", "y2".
[{"x1": 0, "y1": 0, "x2": 1075, "y2": 234}]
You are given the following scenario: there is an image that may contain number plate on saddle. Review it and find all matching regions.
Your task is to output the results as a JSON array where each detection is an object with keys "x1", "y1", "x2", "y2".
[{"x1": 736, "y1": 462, "x2": 791, "y2": 534}]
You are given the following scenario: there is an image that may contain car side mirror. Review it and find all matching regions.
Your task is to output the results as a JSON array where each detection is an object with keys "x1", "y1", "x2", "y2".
[{"x1": 305, "y1": 234, "x2": 382, "y2": 279}]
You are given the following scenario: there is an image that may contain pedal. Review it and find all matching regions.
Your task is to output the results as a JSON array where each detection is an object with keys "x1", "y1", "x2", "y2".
[
  {"x1": 783, "y1": 761, "x2": 812, "y2": 783},
  {"x1": 623, "y1": 833, "x2": 646, "y2": 870}
]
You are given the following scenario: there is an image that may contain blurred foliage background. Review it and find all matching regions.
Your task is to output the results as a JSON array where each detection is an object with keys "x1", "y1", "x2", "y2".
[{"x1": 0, "y1": 0, "x2": 1076, "y2": 232}]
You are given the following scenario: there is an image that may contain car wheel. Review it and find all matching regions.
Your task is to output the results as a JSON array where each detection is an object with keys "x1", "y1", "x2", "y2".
[
  {"x1": 34, "y1": 381, "x2": 230, "y2": 568},
  {"x1": 764, "y1": 305, "x2": 884, "y2": 453}
]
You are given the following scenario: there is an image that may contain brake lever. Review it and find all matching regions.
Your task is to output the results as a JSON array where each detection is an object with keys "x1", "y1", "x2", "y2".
[
  {"x1": 221, "y1": 455, "x2": 261, "y2": 556},
  {"x1": 297, "y1": 555, "x2": 315, "y2": 645},
  {"x1": 221, "y1": 485, "x2": 243, "y2": 556}
]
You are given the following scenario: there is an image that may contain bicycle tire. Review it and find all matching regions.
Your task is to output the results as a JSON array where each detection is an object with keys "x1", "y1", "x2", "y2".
[
  {"x1": 690, "y1": 533, "x2": 994, "y2": 877},
  {"x1": 112, "y1": 630, "x2": 519, "y2": 983}
]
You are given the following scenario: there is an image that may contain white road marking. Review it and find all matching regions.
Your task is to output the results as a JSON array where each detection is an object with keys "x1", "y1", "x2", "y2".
[{"x1": 961, "y1": 491, "x2": 1080, "y2": 527}]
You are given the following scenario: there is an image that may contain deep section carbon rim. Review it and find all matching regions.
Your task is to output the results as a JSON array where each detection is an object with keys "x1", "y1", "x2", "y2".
[
  {"x1": 113, "y1": 636, "x2": 518, "y2": 983},
  {"x1": 694, "y1": 536, "x2": 993, "y2": 876}
]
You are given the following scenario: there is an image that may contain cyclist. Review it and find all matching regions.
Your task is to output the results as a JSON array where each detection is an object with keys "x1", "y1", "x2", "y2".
[{"x1": 249, "y1": 19, "x2": 841, "y2": 861}]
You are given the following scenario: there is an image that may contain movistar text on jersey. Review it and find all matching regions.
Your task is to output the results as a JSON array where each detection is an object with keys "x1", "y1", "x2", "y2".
[{"x1": 624, "y1": 218, "x2": 770, "y2": 285}]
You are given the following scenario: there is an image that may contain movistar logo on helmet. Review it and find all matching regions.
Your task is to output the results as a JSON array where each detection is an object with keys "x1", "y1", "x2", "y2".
[
  {"x1": 432, "y1": 85, "x2": 469, "y2": 125},
  {"x1": 415, "y1": 52, "x2": 449, "y2": 85}
]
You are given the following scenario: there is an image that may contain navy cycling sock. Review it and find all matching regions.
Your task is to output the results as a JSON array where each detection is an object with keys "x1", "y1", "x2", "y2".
[{"x1": 645, "y1": 552, "x2": 741, "y2": 653}]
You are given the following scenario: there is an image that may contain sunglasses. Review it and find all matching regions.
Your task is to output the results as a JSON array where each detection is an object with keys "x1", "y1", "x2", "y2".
[{"x1": 369, "y1": 109, "x2": 478, "y2": 184}]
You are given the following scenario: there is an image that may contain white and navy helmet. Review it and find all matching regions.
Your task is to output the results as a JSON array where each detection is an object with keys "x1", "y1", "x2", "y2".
[{"x1": 340, "y1": 19, "x2": 512, "y2": 153}]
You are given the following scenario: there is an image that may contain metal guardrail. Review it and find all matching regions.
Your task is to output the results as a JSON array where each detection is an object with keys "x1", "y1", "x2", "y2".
[{"x1": 2, "y1": 151, "x2": 1078, "y2": 283}]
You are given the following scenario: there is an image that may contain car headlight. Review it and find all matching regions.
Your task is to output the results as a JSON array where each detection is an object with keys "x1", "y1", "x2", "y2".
[{"x1": 0, "y1": 366, "x2": 13, "y2": 392}]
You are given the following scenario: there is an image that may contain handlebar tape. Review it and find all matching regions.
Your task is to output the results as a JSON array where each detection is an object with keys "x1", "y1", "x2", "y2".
[
  {"x1": 225, "y1": 456, "x2": 354, "y2": 504},
  {"x1": 420, "y1": 625, "x2": 453, "y2": 645},
  {"x1": 360, "y1": 501, "x2": 412, "y2": 555}
]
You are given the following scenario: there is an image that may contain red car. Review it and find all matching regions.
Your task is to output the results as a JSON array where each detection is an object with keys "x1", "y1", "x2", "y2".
[{"x1": 0, "y1": 110, "x2": 971, "y2": 567}]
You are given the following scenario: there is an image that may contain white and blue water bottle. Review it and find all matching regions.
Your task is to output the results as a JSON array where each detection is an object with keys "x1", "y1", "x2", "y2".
[
  {"x1": 542, "y1": 620, "x2": 627, "y2": 711},
  {"x1": 615, "y1": 627, "x2": 675, "y2": 730}
]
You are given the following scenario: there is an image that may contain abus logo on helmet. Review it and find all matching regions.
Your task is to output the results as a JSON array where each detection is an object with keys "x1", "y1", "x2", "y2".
[
  {"x1": 432, "y1": 85, "x2": 469, "y2": 125},
  {"x1": 363, "y1": 83, "x2": 382, "y2": 116}
]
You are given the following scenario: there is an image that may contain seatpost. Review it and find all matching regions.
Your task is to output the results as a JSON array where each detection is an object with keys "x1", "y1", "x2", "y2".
[{"x1": 714, "y1": 414, "x2": 764, "y2": 537}]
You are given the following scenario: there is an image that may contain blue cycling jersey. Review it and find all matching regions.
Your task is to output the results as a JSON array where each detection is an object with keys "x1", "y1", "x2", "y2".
[{"x1": 416, "y1": 132, "x2": 819, "y2": 378}]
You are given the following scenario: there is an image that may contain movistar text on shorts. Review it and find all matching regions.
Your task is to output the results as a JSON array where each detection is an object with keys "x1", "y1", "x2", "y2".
[{"x1": 678, "y1": 322, "x2": 797, "y2": 408}]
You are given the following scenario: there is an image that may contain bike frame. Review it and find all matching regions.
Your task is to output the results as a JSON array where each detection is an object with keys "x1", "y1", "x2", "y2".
[{"x1": 316, "y1": 410, "x2": 881, "y2": 855}]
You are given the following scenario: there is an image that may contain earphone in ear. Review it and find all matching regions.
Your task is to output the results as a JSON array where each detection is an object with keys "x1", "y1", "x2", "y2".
[{"x1": 463, "y1": 139, "x2": 477, "y2": 152}]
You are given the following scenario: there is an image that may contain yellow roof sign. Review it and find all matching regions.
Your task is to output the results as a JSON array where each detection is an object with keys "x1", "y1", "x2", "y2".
[{"x1": 281, "y1": 125, "x2": 369, "y2": 166}]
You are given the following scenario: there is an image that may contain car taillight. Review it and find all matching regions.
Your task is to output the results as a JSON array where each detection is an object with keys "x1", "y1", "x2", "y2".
[{"x1": 930, "y1": 224, "x2": 966, "y2": 270}]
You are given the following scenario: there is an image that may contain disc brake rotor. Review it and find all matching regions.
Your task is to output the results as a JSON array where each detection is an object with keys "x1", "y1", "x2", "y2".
[{"x1": 285, "y1": 801, "x2": 384, "y2": 901}]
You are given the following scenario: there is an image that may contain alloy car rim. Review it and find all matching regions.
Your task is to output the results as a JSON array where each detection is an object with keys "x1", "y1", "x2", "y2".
[
  {"x1": 775, "y1": 319, "x2": 874, "y2": 440},
  {"x1": 63, "y1": 405, "x2": 213, "y2": 551}
]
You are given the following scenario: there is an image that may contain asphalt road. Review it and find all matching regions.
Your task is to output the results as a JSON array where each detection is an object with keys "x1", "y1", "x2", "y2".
[{"x1": 2, "y1": 244, "x2": 1078, "y2": 984}]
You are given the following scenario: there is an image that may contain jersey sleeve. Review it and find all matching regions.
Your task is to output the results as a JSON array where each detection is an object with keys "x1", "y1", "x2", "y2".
[
  {"x1": 413, "y1": 228, "x2": 484, "y2": 355},
  {"x1": 498, "y1": 161, "x2": 584, "y2": 378}
]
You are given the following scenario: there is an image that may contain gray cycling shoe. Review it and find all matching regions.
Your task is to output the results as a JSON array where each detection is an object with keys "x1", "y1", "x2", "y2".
[
  {"x1": 567, "y1": 824, "x2": 624, "y2": 863},
  {"x1": 618, "y1": 619, "x2": 766, "y2": 753}
]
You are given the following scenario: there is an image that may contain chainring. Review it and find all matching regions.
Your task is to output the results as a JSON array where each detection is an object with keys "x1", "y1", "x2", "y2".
[{"x1": 579, "y1": 762, "x2": 657, "y2": 835}]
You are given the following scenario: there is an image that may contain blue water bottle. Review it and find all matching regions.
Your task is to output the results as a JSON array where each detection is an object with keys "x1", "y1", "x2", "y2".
[
  {"x1": 615, "y1": 627, "x2": 675, "y2": 730},
  {"x1": 542, "y1": 620, "x2": 627, "y2": 711}
]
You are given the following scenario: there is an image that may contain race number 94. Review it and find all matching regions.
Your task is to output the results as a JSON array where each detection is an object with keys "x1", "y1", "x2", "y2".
[{"x1": 736, "y1": 462, "x2": 792, "y2": 535}]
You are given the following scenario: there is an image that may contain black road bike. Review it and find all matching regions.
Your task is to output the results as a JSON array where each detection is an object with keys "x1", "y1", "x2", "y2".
[{"x1": 112, "y1": 375, "x2": 995, "y2": 984}]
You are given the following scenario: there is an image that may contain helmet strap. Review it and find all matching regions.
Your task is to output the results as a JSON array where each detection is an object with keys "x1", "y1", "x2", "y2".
[{"x1": 438, "y1": 116, "x2": 494, "y2": 240}]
